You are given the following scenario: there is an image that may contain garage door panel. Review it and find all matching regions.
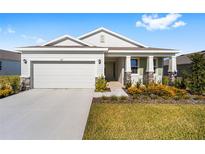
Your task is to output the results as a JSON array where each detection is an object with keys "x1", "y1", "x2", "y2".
[{"x1": 33, "y1": 61, "x2": 95, "y2": 88}]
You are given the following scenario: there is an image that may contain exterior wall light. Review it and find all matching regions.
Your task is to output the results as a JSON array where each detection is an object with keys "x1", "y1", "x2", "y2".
[
  {"x1": 23, "y1": 59, "x2": 27, "y2": 64},
  {"x1": 98, "y1": 59, "x2": 101, "y2": 64}
]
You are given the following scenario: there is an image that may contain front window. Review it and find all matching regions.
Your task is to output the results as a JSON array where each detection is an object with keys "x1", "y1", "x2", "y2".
[{"x1": 131, "y1": 59, "x2": 139, "y2": 74}]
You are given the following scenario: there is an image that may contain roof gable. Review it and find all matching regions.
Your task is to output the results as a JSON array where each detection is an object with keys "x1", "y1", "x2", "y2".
[
  {"x1": 78, "y1": 27, "x2": 147, "y2": 48},
  {"x1": 43, "y1": 35, "x2": 92, "y2": 47}
]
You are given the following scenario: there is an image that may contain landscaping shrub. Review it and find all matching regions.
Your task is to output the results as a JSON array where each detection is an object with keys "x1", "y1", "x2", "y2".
[
  {"x1": 0, "y1": 82, "x2": 13, "y2": 98},
  {"x1": 127, "y1": 83, "x2": 188, "y2": 99},
  {"x1": 133, "y1": 94, "x2": 140, "y2": 99},
  {"x1": 193, "y1": 95, "x2": 205, "y2": 100},
  {"x1": 134, "y1": 80, "x2": 142, "y2": 88},
  {"x1": 0, "y1": 76, "x2": 20, "y2": 98},
  {"x1": 127, "y1": 86, "x2": 143, "y2": 95},
  {"x1": 174, "y1": 77, "x2": 187, "y2": 89},
  {"x1": 0, "y1": 76, "x2": 20, "y2": 93},
  {"x1": 95, "y1": 75, "x2": 107, "y2": 92},
  {"x1": 119, "y1": 96, "x2": 128, "y2": 100},
  {"x1": 173, "y1": 87, "x2": 188, "y2": 97},
  {"x1": 162, "y1": 76, "x2": 169, "y2": 85},
  {"x1": 146, "y1": 84, "x2": 175, "y2": 97},
  {"x1": 125, "y1": 80, "x2": 132, "y2": 89},
  {"x1": 101, "y1": 95, "x2": 109, "y2": 100},
  {"x1": 0, "y1": 89, "x2": 13, "y2": 98},
  {"x1": 110, "y1": 95, "x2": 118, "y2": 101}
]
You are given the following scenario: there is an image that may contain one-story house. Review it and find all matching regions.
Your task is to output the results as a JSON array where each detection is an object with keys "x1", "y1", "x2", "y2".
[
  {"x1": 17, "y1": 27, "x2": 179, "y2": 89},
  {"x1": 164, "y1": 50, "x2": 205, "y2": 77},
  {"x1": 0, "y1": 49, "x2": 21, "y2": 75}
]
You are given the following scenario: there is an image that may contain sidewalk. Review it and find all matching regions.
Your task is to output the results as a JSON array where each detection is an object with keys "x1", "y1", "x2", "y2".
[{"x1": 93, "y1": 81, "x2": 128, "y2": 97}]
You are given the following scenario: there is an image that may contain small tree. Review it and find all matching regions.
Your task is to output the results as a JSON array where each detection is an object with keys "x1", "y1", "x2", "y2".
[{"x1": 187, "y1": 53, "x2": 205, "y2": 94}]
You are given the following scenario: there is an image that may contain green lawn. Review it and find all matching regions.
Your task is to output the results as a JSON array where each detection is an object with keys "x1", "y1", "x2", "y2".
[{"x1": 83, "y1": 103, "x2": 205, "y2": 140}]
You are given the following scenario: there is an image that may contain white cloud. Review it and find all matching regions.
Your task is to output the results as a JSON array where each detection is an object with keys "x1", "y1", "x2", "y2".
[
  {"x1": 21, "y1": 34, "x2": 46, "y2": 44},
  {"x1": 136, "y1": 14, "x2": 186, "y2": 31},
  {"x1": 21, "y1": 34, "x2": 36, "y2": 40},
  {"x1": 36, "y1": 38, "x2": 46, "y2": 44},
  {"x1": 7, "y1": 27, "x2": 15, "y2": 34},
  {"x1": 172, "y1": 21, "x2": 186, "y2": 28}
]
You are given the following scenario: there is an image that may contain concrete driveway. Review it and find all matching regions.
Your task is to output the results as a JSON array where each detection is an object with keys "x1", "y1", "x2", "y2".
[{"x1": 0, "y1": 89, "x2": 93, "y2": 140}]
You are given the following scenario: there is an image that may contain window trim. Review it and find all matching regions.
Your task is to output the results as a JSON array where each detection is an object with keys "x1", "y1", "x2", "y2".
[{"x1": 131, "y1": 58, "x2": 140, "y2": 74}]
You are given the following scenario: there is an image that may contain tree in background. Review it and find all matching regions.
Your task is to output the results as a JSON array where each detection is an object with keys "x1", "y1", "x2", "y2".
[{"x1": 187, "y1": 53, "x2": 205, "y2": 95}]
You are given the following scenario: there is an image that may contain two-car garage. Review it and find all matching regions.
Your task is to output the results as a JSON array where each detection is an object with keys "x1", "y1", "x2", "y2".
[{"x1": 32, "y1": 61, "x2": 96, "y2": 89}]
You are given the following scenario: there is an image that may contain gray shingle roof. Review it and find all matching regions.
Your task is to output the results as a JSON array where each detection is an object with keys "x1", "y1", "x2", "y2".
[
  {"x1": 0, "y1": 49, "x2": 21, "y2": 61},
  {"x1": 164, "y1": 50, "x2": 205, "y2": 66},
  {"x1": 19, "y1": 46, "x2": 176, "y2": 51}
]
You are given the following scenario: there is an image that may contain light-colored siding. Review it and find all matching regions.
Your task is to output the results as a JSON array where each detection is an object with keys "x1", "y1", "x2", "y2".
[
  {"x1": 0, "y1": 60, "x2": 21, "y2": 75},
  {"x1": 81, "y1": 31, "x2": 139, "y2": 47},
  {"x1": 21, "y1": 52, "x2": 104, "y2": 78}
]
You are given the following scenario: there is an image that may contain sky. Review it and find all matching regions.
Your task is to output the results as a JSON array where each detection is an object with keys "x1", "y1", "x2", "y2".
[{"x1": 0, "y1": 13, "x2": 204, "y2": 54}]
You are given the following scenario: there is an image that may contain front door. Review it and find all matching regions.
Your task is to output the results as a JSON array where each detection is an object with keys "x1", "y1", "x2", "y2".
[{"x1": 105, "y1": 62, "x2": 115, "y2": 81}]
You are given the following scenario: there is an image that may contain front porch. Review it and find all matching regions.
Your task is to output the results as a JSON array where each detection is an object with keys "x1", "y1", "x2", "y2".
[{"x1": 104, "y1": 55, "x2": 177, "y2": 85}]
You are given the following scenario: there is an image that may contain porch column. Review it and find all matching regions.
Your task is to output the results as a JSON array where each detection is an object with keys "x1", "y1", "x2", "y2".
[
  {"x1": 145, "y1": 56, "x2": 154, "y2": 84},
  {"x1": 125, "y1": 56, "x2": 131, "y2": 85},
  {"x1": 168, "y1": 55, "x2": 177, "y2": 85}
]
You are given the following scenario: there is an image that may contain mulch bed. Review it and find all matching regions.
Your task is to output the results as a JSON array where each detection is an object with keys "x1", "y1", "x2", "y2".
[{"x1": 93, "y1": 94, "x2": 205, "y2": 104}]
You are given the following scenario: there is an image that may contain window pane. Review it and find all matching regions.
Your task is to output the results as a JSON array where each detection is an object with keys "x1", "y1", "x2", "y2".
[
  {"x1": 131, "y1": 59, "x2": 138, "y2": 67},
  {"x1": 131, "y1": 68, "x2": 138, "y2": 73}
]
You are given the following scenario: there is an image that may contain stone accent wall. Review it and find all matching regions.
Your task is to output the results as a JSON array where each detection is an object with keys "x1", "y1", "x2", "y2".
[
  {"x1": 20, "y1": 77, "x2": 31, "y2": 91},
  {"x1": 124, "y1": 72, "x2": 131, "y2": 85},
  {"x1": 168, "y1": 72, "x2": 177, "y2": 85},
  {"x1": 145, "y1": 72, "x2": 154, "y2": 84}
]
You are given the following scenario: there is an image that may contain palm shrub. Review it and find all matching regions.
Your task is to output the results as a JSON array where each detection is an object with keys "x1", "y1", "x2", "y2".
[
  {"x1": 186, "y1": 53, "x2": 205, "y2": 95},
  {"x1": 95, "y1": 75, "x2": 107, "y2": 92}
]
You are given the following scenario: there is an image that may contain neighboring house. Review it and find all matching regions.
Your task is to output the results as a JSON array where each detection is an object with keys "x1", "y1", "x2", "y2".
[
  {"x1": 164, "y1": 50, "x2": 205, "y2": 77},
  {"x1": 0, "y1": 49, "x2": 21, "y2": 76},
  {"x1": 17, "y1": 27, "x2": 179, "y2": 89}
]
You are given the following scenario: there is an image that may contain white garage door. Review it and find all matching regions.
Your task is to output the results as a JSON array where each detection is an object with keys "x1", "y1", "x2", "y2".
[{"x1": 33, "y1": 61, "x2": 95, "y2": 88}]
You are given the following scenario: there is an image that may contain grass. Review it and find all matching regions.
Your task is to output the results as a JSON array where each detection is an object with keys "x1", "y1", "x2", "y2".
[{"x1": 83, "y1": 103, "x2": 205, "y2": 140}]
